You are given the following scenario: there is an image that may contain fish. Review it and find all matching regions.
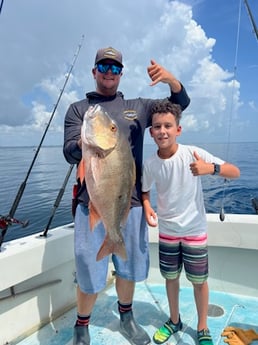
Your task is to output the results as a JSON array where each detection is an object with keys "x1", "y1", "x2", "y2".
[{"x1": 79, "y1": 104, "x2": 136, "y2": 261}]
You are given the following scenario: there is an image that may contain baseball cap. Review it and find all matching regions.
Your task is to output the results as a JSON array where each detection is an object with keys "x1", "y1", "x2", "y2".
[{"x1": 95, "y1": 47, "x2": 123, "y2": 67}]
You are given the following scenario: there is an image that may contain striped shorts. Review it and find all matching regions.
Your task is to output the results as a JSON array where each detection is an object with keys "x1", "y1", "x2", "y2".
[{"x1": 159, "y1": 233, "x2": 208, "y2": 283}]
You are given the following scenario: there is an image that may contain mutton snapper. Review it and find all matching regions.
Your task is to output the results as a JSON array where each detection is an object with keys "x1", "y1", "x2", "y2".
[{"x1": 79, "y1": 104, "x2": 136, "y2": 261}]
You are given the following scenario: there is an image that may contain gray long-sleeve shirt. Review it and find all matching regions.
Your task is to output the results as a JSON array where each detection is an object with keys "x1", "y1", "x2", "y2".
[{"x1": 63, "y1": 87, "x2": 190, "y2": 207}]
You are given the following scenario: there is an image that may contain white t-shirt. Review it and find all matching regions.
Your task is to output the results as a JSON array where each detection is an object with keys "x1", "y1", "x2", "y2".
[{"x1": 142, "y1": 144, "x2": 224, "y2": 236}]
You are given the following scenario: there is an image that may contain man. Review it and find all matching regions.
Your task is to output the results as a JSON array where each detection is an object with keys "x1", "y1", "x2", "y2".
[{"x1": 63, "y1": 46, "x2": 190, "y2": 345}]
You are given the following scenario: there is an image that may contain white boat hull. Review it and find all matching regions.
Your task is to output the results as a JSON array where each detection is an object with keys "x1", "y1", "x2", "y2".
[{"x1": 0, "y1": 213, "x2": 258, "y2": 344}]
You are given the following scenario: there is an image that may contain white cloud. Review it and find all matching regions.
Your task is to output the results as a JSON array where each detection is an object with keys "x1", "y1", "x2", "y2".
[{"x1": 0, "y1": 0, "x2": 257, "y2": 146}]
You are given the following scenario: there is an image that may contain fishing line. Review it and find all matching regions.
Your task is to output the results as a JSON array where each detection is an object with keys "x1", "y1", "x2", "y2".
[
  {"x1": 217, "y1": 0, "x2": 257, "y2": 300},
  {"x1": 243, "y1": 0, "x2": 258, "y2": 213},
  {"x1": 0, "y1": 35, "x2": 84, "y2": 248},
  {"x1": 219, "y1": 0, "x2": 242, "y2": 222},
  {"x1": 221, "y1": 0, "x2": 258, "y2": 219}
]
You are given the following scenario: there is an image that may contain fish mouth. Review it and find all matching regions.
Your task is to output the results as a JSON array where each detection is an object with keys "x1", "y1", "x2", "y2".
[
  {"x1": 86, "y1": 105, "x2": 99, "y2": 119},
  {"x1": 82, "y1": 104, "x2": 118, "y2": 153}
]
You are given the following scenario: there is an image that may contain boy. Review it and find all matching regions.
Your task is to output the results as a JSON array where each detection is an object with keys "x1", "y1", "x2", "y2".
[{"x1": 142, "y1": 100, "x2": 240, "y2": 345}]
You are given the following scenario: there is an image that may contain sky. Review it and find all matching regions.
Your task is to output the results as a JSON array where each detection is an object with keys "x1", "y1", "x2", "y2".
[{"x1": 0, "y1": 0, "x2": 258, "y2": 147}]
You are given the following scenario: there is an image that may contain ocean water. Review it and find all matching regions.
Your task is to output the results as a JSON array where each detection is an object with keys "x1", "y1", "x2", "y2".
[{"x1": 0, "y1": 142, "x2": 258, "y2": 242}]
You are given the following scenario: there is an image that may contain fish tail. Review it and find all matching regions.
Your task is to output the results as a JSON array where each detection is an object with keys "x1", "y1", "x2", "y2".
[
  {"x1": 113, "y1": 242, "x2": 127, "y2": 261},
  {"x1": 96, "y1": 236, "x2": 127, "y2": 261}
]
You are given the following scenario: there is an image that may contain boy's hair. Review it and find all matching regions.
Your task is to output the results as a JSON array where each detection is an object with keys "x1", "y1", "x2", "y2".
[{"x1": 150, "y1": 99, "x2": 182, "y2": 125}]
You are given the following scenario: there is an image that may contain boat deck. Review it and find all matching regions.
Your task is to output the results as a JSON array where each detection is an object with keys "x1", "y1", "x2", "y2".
[{"x1": 14, "y1": 281, "x2": 258, "y2": 345}]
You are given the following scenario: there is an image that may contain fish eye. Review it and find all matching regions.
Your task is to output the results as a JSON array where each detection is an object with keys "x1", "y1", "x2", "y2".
[{"x1": 111, "y1": 124, "x2": 117, "y2": 132}]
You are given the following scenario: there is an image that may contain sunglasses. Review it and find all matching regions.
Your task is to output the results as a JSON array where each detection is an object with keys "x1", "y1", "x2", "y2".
[{"x1": 96, "y1": 63, "x2": 122, "y2": 75}]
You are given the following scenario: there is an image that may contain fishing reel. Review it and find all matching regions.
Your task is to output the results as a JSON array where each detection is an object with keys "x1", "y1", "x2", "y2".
[
  {"x1": 0, "y1": 215, "x2": 29, "y2": 229},
  {"x1": 0, "y1": 215, "x2": 29, "y2": 248},
  {"x1": 251, "y1": 198, "x2": 258, "y2": 214}
]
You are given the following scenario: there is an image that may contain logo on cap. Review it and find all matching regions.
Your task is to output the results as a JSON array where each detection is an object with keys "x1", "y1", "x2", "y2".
[{"x1": 103, "y1": 47, "x2": 118, "y2": 59}]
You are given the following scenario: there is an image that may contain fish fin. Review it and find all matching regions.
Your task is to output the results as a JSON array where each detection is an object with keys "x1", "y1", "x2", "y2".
[
  {"x1": 120, "y1": 201, "x2": 132, "y2": 228},
  {"x1": 121, "y1": 208, "x2": 130, "y2": 228},
  {"x1": 121, "y1": 177, "x2": 135, "y2": 227},
  {"x1": 77, "y1": 159, "x2": 85, "y2": 184},
  {"x1": 96, "y1": 235, "x2": 127, "y2": 261},
  {"x1": 113, "y1": 241, "x2": 127, "y2": 261},
  {"x1": 88, "y1": 201, "x2": 101, "y2": 230}
]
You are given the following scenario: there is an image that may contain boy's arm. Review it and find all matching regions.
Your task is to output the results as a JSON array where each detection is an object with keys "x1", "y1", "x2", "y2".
[
  {"x1": 211, "y1": 162, "x2": 240, "y2": 178},
  {"x1": 190, "y1": 151, "x2": 240, "y2": 179},
  {"x1": 142, "y1": 191, "x2": 158, "y2": 227}
]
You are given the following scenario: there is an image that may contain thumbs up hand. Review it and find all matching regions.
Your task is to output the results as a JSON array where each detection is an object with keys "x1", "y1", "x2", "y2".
[{"x1": 190, "y1": 151, "x2": 214, "y2": 176}]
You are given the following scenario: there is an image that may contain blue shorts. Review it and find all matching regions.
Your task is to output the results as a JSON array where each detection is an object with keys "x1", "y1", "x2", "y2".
[
  {"x1": 159, "y1": 233, "x2": 208, "y2": 283},
  {"x1": 74, "y1": 204, "x2": 149, "y2": 294}
]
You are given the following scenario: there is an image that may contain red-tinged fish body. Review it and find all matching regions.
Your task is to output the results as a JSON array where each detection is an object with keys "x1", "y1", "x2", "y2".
[{"x1": 80, "y1": 104, "x2": 136, "y2": 261}]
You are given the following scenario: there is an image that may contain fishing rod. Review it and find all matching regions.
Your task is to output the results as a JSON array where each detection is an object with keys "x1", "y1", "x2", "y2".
[
  {"x1": 0, "y1": 35, "x2": 84, "y2": 249},
  {"x1": 0, "y1": 0, "x2": 4, "y2": 15},
  {"x1": 243, "y1": 0, "x2": 258, "y2": 41},
  {"x1": 40, "y1": 164, "x2": 74, "y2": 237}
]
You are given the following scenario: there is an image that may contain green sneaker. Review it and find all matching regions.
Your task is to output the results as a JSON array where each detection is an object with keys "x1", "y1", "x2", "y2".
[
  {"x1": 153, "y1": 316, "x2": 183, "y2": 344},
  {"x1": 197, "y1": 329, "x2": 214, "y2": 345}
]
